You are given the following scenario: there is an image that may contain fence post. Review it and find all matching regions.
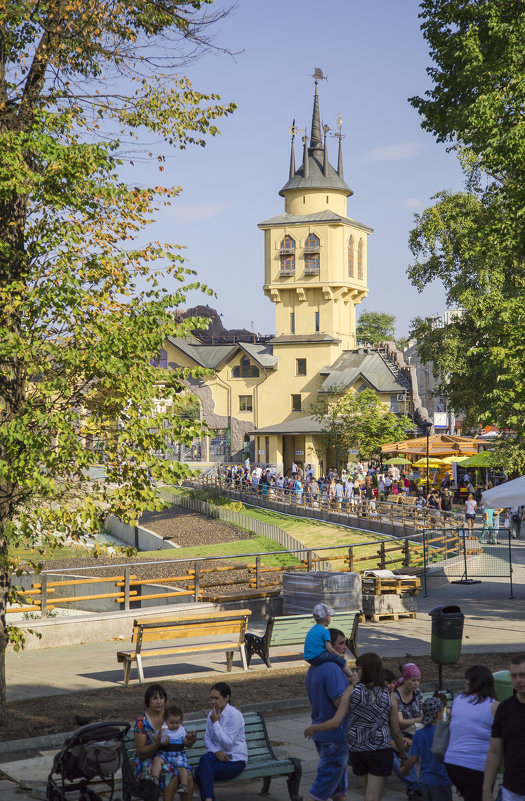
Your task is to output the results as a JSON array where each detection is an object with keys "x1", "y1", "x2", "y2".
[
  {"x1": 348, "y1": 546, "x2": 354, "y2": 573},
  {"x1": 40, "y1": 574, "x2": 48, "y2": 618},
  {"x1": 379, "y1": 542, "x2": 386, "y2": 569},
  {"x1": 403, "y1": 538, "x2": 410, "y2": 568},
  {"x1": 307, "y1": 550, "x2": 313, "y2": 572},
  {"x1": 124, "y1": 567, "x2": 131, "y2": 610},
  {"x1": 255, "y1": 555, "x2": 261, "y2": 589},
  {"x1": 194, "y1": 562, "x2": 200, "y2": 601}
]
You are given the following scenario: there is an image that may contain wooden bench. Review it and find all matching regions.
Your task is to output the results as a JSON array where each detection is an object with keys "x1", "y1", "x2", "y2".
[
  {"x1": 122, "y1": 710, "x2": 302, "y2": 801},
  {"x1": 116, "y1": 609, "x2": 251, "y2": 685},
  {"x1": 244, "y1": 609, "x2": 360, "y2": 669}
]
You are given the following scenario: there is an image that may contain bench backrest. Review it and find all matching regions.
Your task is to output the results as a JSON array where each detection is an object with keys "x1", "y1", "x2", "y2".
[
  {"x1": 131, "y1": 613, "x2": 250, "y2": 647},
  {"x1": 125, "y1": 710, "x2": 273, "y2": 772},
  {"x1": 268, "y1": 610, "x2": 360, "y2": 647}
]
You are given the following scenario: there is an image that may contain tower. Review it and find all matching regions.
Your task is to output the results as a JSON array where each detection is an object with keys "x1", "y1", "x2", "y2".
[{"x1": 259, "y1": 75, "x2": 372, "y2": 350}]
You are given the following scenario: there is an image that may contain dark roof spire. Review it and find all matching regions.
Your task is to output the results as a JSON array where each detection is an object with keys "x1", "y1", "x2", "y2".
[
  {"x1": 302, "y1": 134, "x2": 309, "y2": 179},
  {"x1": 288, "y1": 120, "x2": 296, "y2": 179},
  {"x1": 310, "y1": 85, "x2": 323, "y2": 152},
  {"x1": 335, "y1": 114, "x2": 345, "y2": 179},
  {"x1": 323, "y1": 124, "x2": 329, "y2": 177}
]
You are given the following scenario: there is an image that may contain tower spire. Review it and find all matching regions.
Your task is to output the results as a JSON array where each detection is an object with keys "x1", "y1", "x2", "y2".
[
  {"x1": 310, "y1": 67, "x2": 327, "y2": 152},
  {"x1": 322, "y1": 124, "x2": 330, "y2": 177},
  {"x1": 288, "y1": 120, "x2": 296, "y2": 179},
  {"x1": 302, "y1": 134, "x2": 309, "y2": 179},
  {"x1": 334, "y1": 113, "x2": 345, "y2": 179}
]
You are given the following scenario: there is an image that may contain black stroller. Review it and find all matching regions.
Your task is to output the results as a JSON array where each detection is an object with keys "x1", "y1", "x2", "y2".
[{"x1": 47, "y1": 721, "x2": 130, "y2": 801}]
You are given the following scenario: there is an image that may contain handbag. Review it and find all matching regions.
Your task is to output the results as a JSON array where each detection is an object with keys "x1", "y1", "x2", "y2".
[{"x1": 431, "y1": 717, "x2": 450, "y2": 758}]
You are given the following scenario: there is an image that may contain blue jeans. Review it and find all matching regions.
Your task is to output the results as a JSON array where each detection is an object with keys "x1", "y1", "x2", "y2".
[
  {"x1": 194, "y1": 752, "x2": 246, "y2": 801},
  {"x1": 309, "y1": 740, "x2": 348, "y2": 801},
  {"x1": 308, "y1": 651, "x2": 347, "y2": 670}
]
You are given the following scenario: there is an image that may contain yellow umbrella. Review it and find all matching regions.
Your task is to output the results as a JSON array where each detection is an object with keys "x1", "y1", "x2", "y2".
[
  {"x1": 412, "y1": 457, "x2": 445, "y2": 468},
  {"x1": 441, "y1": 455, "x2": 467, "y2": 464}
]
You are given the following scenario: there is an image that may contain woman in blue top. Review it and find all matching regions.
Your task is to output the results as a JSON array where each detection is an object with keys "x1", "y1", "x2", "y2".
[{"x1": 444, "y1": 665, "x2": 498, "y2": 801}]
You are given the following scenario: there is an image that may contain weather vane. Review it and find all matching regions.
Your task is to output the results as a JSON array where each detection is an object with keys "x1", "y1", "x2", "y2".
[
  {"x1": 332, "y1": 113, "x2": 345, "y2": 140},
  {"x1": 288, "y1": 118, "x2": 305, "y2": 139},
  {"x1": 311, "y1": 67, "x2": 327, "y2": 86}
]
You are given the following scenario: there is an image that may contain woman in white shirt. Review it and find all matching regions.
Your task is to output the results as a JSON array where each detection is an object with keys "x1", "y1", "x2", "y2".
[
  {"x1": 195, "y1": 682, "x2": 248, "y2": 801},
  {"x1": 464, "y1": 493, "x2": 477, "y2": 534}
]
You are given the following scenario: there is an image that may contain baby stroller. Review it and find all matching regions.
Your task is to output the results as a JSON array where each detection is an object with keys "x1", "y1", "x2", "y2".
[{"x1": 47, "y1": 720, "x2": 130, "y2": 801}]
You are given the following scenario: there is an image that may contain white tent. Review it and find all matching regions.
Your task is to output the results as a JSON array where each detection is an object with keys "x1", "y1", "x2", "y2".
[{"x1": 482, "y1": 476, "x2": 525, "y2": 508}]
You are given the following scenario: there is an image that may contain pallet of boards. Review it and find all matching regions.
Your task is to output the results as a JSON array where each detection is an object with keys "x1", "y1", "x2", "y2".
[
  {"x1": 361, "y1": 593, "x2": 417, "y2": 622},
  {"x1": 361, "y1": 577, "x2": 421, "y2": 596}
]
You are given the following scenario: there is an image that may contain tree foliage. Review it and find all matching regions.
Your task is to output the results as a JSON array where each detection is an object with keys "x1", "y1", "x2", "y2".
[
  {"x1": 356, "y1": 311, "x2": 396, "y2": 345},
  {"x1": 0, "y1": 0, "x2": 235, "y2": 723},
  {"x1": 408, "y1": 0, "x2": 525, "y2": 472},
  {"x1": 311, "y1": 388, "x2": 412, "y2": 466}
]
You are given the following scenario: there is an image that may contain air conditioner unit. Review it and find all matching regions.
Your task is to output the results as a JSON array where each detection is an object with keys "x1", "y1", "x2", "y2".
[{"x1": 397, "y1": 393, "x2": 406, "y2": 402}]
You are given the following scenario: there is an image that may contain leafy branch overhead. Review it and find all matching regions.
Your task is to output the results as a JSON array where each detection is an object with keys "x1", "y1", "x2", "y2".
[{"x1": 0, "y1": 0, "x2": 236, "y2": 723}]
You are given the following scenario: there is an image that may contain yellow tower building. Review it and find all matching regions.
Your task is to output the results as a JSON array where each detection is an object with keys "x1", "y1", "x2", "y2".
[{"x1": 164, "y1": 80, "x2": 415, "y2": 475}]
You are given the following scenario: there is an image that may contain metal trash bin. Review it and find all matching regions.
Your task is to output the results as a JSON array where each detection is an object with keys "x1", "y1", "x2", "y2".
[
  {"x1": 429, "y1": 605, "x2": 464, "y2": 665},
  {"x1": 493, "y1": 670, "x2": 513, "y2": 702}
]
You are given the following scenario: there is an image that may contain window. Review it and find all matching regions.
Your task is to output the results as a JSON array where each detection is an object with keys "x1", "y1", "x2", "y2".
[
  {"x1": 232, "y1": 356, "x2": 259, "y2": 378},
  {"x1": 348, "y1": 235, "x2": 354, "y2": 277},
  {"x1": 304, "y1": 233, "x2": 320, "y2": 275},
  {"x1": 239, "y1": 395, "x2": 253, "y2": 412},
  {"x1": 151, "y1": 349, "x2": 167, "y2": 369},
  {"x1": 280, "y1": 235, "x2": 295, "y2": 275},
  {"x1": 291, "y1": 394, "x2": 301, "y2": 411},
  {"x1": 290, "y1": 312, "x2": 295, "y2": 333},
  {"x1": 315, "y1": 311, "x2": 320, "y2": 332},
  {"x1": 358, "y1": 239, "x2": 363, "y2": 279},
  {"x1": 296, "y1": 358, "x2": 307, "y2": 376}
]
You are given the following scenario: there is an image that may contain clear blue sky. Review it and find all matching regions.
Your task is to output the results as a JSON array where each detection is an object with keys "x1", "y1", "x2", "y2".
[{"x1": 135, "y1": 0, "x2": 464, "y2": 339}]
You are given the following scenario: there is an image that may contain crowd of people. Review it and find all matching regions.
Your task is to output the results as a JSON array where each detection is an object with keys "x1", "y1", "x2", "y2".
[
  {"x1": 222, "y1": 460, "x2": 524, "y2": 539},
  {"x1": 303, "y1": 616, "x2": 525, "y2": 801},
  {"x1": 131, "y1": 607, "x2": 525, "y2": 801}
]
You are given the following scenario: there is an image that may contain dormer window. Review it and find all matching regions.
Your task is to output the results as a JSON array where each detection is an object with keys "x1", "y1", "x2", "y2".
[
  {"x1": 348, "y1": 235, "x2": 354, "y2": 277},
  {"x1": 280, "y1": 235, "x2": 295, "y2": 275},
  {"x1": 358, "y1": 239, "x2": 363, "y2": 279},
  {"x1": 232, "y1": 356, "x2": 260, "y2": 378},
  {"x1": 304, "y1": 233, "x2": 320, "y2": 275}
]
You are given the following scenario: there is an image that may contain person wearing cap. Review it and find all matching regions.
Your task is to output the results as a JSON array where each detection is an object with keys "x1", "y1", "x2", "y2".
[
  {"x1": 401, "y1": 696, "x2": 452, "y2": 801},
  {"x1": 304, "y1": 603, "x2": 354, "y2": 679}
]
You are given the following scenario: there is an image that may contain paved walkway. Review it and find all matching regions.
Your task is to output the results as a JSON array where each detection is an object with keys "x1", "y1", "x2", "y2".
[{"x1": 0, "y1": 541, "x2": 521, "y2": 800}]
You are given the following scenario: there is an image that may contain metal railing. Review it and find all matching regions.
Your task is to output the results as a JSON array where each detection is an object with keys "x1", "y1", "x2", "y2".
[{"x1": 184, "y1": 477, "x2": 465, "y2": 536}]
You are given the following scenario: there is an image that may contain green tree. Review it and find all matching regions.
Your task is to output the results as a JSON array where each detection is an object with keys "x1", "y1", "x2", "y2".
[
  {"x1": 408, "y1": 0, "x2": 525, "y2": 472},
  {"x1": 311, "y1": 388, "x2": 412, "y2": 466},
  {"x1": 0, "y1": 0, "x2": 235, "y2": 723},
  {"x1": 356, "y1": 311, "x2": 396, "y2": 345}
]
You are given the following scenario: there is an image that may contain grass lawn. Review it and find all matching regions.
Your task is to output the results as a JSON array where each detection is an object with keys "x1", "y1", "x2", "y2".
[{"x1": 158, "y1": 486, "x2": 415, "y2": 571}]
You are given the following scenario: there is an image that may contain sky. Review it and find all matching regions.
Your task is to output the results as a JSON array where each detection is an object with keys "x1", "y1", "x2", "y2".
[{"x1": 133, "y1": 0, "x2": 465, "y2": 339}]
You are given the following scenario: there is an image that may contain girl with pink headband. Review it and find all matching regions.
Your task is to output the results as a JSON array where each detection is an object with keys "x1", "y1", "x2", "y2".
[{"x1": 393, "y1": 663, "x2": 423, "y2": 799}]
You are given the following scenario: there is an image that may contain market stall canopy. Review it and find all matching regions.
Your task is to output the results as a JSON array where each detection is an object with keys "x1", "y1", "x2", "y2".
[
  {"x1": 382, "y1": 434, "x2": 479, "y2": 458},
  {"x1": 482, "y1": 476, "x2": 525, "y2": 509},
  {"x1": 459, "y1": 450, "x2": 502, "y2": 468},
  {"x1": 412, "y1": 458, "x2": 445, "y2": 469},
  {"x1": 384, "y1": 457, "x2": 412, "y2": 465}
]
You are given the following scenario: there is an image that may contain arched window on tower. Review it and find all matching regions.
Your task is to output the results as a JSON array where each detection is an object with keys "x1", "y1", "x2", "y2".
[
  {"x1": 304, "y1": 233, "x2": 320, "y2": 275},
  {"x1": 280, "y1": 235, "x2": 295, "y2": 275},
  {"x1": 357, "y1": 239, "x2": 363, "y2": 279},
  {"x1": 348, "y1": 235, "x2": 354, "y2": 277}
]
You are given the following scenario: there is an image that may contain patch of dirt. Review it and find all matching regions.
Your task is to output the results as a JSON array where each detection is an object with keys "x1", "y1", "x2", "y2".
[{"x1": 1, "y1": 654, "x2": 517, "y2": 743}]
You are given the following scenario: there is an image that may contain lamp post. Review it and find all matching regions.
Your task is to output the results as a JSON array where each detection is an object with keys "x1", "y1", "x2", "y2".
[{"x1": 422, "y1": 421, "x2": 433, "y2": 498}]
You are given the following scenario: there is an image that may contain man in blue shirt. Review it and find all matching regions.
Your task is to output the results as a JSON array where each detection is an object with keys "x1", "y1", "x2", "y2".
[{"x1": 305, "y1": 628, "x2": 349, "y2": 801}]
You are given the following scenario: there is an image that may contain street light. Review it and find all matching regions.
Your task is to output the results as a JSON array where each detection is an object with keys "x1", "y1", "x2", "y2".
[{"x1": 422, "y1": 420, "x2": 433, "y2": 497}]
